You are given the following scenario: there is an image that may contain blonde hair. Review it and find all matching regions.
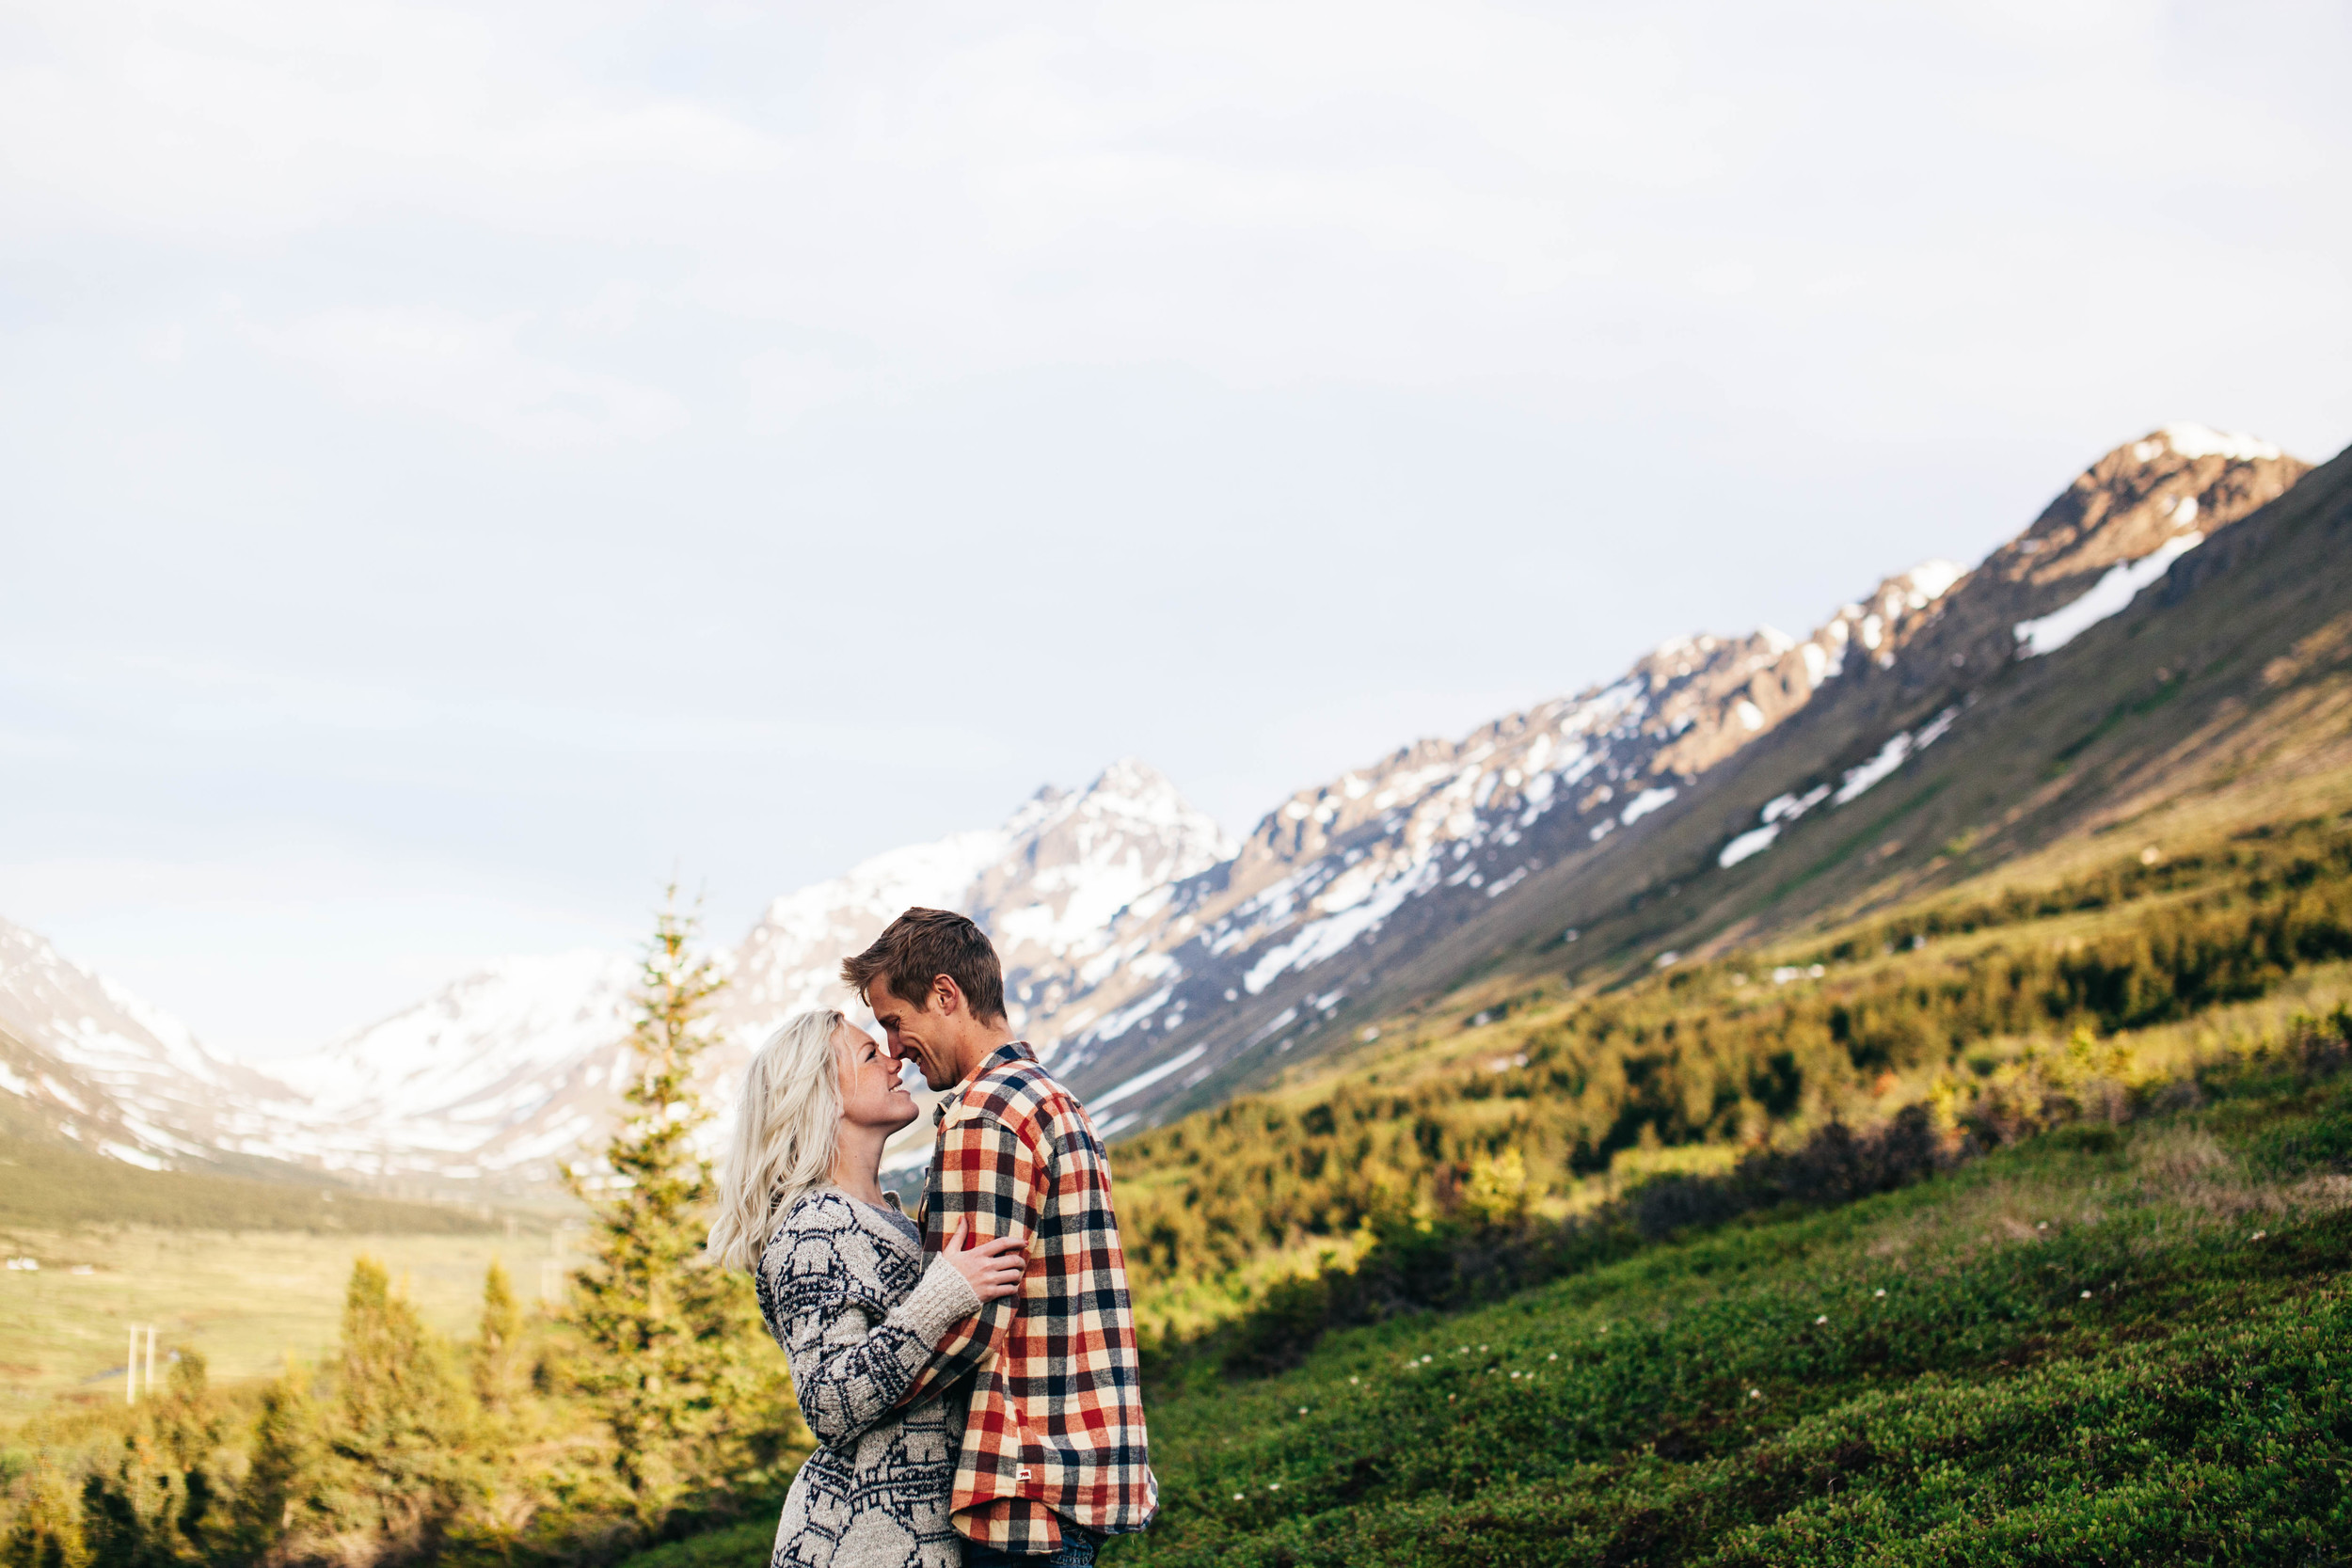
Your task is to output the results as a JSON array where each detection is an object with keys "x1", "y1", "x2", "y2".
[{"x1": 707, "y1": 1009, "x2": 847, "y2": 1270}]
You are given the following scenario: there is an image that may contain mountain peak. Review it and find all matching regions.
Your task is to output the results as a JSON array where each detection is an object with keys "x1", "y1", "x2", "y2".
[{"x1": 2145, "y1": 423, "x2": 2286, "y2": 464}]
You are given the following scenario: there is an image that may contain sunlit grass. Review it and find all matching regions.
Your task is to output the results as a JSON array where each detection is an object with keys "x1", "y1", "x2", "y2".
[
  {"x1": 1113, "y1": 1083, "x2": 2352, "y2": 1565},
  {"x1": 0, "y1": 1227, "x2": 539, "y2": 1418}
]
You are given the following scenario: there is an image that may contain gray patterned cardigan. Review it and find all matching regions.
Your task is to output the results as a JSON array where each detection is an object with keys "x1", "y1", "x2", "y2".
[{"x1": 755, "y1": 1187, "x2": 984, "y2": 1568}]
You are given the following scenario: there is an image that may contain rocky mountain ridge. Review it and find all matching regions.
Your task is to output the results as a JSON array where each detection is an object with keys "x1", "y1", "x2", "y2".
[
  {"x1": 1030, "y1": 423, "x2": 2308, "y2": 1131},
  {"x1": 0, "y1": 425, "x2": 2311, "y2": 1186}
]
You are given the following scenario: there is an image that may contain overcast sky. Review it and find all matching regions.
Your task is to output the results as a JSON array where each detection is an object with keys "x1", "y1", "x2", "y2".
[{"x1": 4, "y1": 0, "x2": 2347, "y2": 1058}]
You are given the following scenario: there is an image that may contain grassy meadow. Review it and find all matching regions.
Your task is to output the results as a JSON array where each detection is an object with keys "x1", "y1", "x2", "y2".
[
  {"x1": 0, "y1": 1227, "x2": 557, "y2": 1413},
  {"x1": 1117, "y1": 1073, "x2": 2352, "y2": 1565}
]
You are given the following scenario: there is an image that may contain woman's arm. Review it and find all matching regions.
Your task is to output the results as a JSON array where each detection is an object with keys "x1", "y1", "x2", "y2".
[{"x1": 766, "y1": 1206, "x2": 986, "y2": 1449}]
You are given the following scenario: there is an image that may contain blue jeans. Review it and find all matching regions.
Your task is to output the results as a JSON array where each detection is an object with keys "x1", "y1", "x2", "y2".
[{"x1": 965, "y1": 1526, "x2": 1102, "y2": 1567}]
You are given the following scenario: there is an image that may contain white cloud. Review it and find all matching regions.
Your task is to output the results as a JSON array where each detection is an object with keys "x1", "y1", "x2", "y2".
[{"x1": 246, "y1": 305, "x2": 688, "y2": 446}]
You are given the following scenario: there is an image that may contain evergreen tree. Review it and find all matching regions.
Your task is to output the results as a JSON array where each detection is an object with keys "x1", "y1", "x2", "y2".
[
  {"x1": 72, "y1": 1347, "x2": 228, "y2": 1568},
  {"x1": 230, "y1": 1359, "x2": 319, "y2": 1562},
  {"x1": 320, "y1": 1258, "x2": 475, "y2": 1554},
  {"x1": 565, "y1": 886, "x2": 789, "y2": 1524},
  {"x1": 472, "y1": 1258, "x2": 527, "y2": 1411},
  {"x1": 2, "y1": 1455, "x2": 83, "y2": 1568}
]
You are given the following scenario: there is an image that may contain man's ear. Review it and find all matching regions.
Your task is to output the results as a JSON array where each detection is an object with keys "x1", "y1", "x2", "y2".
[{"x1": 931, "y1": 973, "x2": 966, "y2": 1019}]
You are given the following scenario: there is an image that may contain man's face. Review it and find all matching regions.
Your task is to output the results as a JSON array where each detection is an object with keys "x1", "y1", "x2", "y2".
[{"x1": 866, "y1": 975, "x2": 960, "y2": 1091}]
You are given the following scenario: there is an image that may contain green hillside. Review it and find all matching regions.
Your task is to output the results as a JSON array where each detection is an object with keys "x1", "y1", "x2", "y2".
[
  {"x1": 1112, "y1": 806, "x2": 2352, "y2": 1331},
  {"x1": 1119, "y1": 1058, "x2": 2352, "y2": 1565},
  {"x1": 616, "y1": 1030, "x2": 2352, "y2": 1568}
]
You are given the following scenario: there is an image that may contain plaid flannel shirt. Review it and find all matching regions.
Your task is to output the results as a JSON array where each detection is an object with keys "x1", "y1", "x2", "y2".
[{"x1": 902, "y1": 1041, "x2": 1157, "y2": 1552}]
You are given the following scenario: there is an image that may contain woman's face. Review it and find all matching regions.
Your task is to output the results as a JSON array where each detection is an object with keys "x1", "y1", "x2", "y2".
[{"x1": 834, "y1": 1021, "x2": 919, "y2": 1134}]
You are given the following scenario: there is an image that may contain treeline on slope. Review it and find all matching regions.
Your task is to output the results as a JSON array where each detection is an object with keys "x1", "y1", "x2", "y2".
[
  {"x1": 1172, "y1": 998, "x2": 2352, "y2": 1381},
  {"x1": 1, "y1": 897, "x2": 804, "y2": 1568},
  {"x1": 0, "y1": 1132, "x2": 499, "y2": 1236},
  {"x1": 1113, "y1": 815, "x2": 2352, "y2": 1290}
]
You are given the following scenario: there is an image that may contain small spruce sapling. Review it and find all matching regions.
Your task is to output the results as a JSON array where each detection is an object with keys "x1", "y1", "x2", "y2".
[{"x1": 473, "y1": 1258, "x2": 528, "y2": 1411}]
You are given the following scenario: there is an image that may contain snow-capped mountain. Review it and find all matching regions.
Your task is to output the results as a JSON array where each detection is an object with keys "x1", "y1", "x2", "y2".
[
  {"x1": 720, "y1": 757, "x2": 1234, "y2": 1048},
  {"x1": 258, "y1": 952, "x2": 642, "y2": 1180},
  {"x1": 0, "y1": 424, "x2": 2311, "y2": 1187},
  {"x1": 0, "y1": 916, "x2": 305, "y2": 1168},
  {"x1": 1025, "y1": 423, "x2": 2310, "y2": 1132},
  {"x1": 198, "y1": 758, "x2": 1235, "y2": 1186}
]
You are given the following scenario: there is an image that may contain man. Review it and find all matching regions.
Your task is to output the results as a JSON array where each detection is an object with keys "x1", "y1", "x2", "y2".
[{"x1": 839, "y1": 909, "x2": 1156, "y2": 1567}]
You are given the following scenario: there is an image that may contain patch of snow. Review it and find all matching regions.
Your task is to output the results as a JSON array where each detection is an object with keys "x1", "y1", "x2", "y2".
[
  {"x1": 1719, "y1": 825, "x2": 1781, "y2": 868},
  {"x1": 1090, "y1": 1043, "x2": 1210, "y2": 1112},
  {"x1": 1244, "y1": 1007, "x2": 1300, "y2": 1049},
  {"x1": 1834, "y1": 732, "x2": 1915, "y2": 805},
  {"x1": 1913, "y1": 705, "x2": 1961, "y2": 750},
  {"x1": 1126, "y1": 951, "x2": 1178, "y2": 981},
  {"x1": 1763, "y1": 784, "x2": 1832, "y2": 825},
  {"x1": 2013, "y1": 532, "x2": 2204, "y2": 657},
  {"x1": 1090, "y1": 986, "x2": 1174, "y2": 1043},
  {"x1": 2160, "y1": 424, "x2": 2281, "y2": 462},
  {"x1": 1620, "y1": 786, "x2": 1677, "y2": 827},
  {"x1": 1242, "y1": 858, "x2": 1441, "y2": 994},
  {"x1": 1906, "y1": 559, "x2": 1965, "y2": 601}
]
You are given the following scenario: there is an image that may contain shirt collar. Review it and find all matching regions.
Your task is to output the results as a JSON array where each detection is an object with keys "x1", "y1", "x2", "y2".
[{"x1": 931, "y1": 1039, "x2": 1036, "y2": 1124}]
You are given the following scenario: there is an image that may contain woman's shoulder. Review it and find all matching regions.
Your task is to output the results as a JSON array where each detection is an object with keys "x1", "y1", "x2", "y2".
[
  {"x1": 755, "y1": 1187, "x2": 857, "y2": 1269},
  {"x1": 758, "y1": 1187, "x2": 924, "y2": 1301}
]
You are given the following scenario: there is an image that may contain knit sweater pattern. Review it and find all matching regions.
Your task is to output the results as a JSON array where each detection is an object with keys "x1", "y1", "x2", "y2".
[{"x1": 755, "y1": 1188, "x2": 983, "y2": 1568}]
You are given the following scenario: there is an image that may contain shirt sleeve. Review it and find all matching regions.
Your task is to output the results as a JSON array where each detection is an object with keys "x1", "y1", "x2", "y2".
[
  {"x1": 766, "y1": 1223, "x2": 985, "y2": 1449},
  {"x1": 894, "y1": 1110, "x2": 1043, "y2": 1407}
]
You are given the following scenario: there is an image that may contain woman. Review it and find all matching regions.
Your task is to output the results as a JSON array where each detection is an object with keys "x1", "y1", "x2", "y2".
[{"x1": 710, "y1": 1008, "x2": 1025, "y2": 1568}]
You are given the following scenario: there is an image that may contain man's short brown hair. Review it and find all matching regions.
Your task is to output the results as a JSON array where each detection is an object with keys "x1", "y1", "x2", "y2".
[{"x1": 841, "y1": 908, "x2": 1008, "y2": 1023}]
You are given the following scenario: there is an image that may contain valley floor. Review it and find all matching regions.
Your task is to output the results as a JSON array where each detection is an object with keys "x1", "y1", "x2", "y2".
[{"x1": 0, "y1": 1227, "x2": 541, "y2": 1414}]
